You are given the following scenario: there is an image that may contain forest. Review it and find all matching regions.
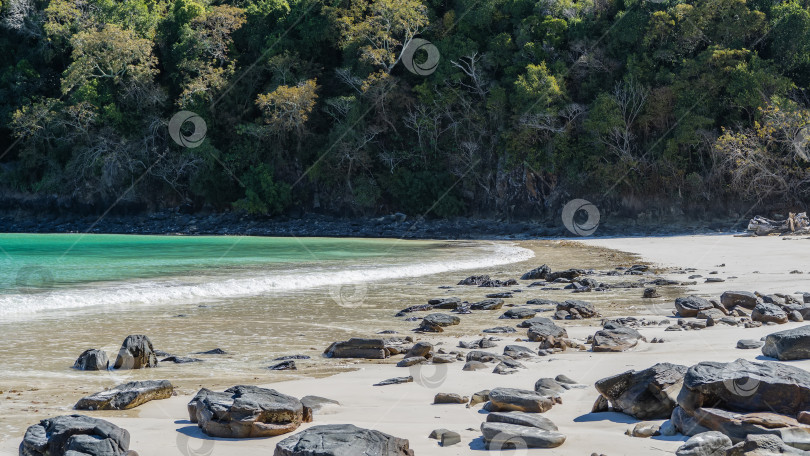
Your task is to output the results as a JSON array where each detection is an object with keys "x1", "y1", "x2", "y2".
[{"x1": 1, "y1": 0, "x2": 810, "y2": 219}]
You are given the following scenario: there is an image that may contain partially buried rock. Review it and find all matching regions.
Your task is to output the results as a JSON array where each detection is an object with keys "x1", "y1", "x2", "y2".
[
  {"x1": 594, "y1": 362, "x2": 687, "y2": 419},
  {"x1": 195, "y1": 348, "x2": 227, "y2": 355},
  {"x1": 188, "y1": 385, "x2": 308, "y2": 438},
  {"x1": 20, "y1": 414, "x2": 134, "y2": 456},
  {"x1": 161, "y1": 355, "x2": 202, "y2": 364},
  {"x1": 114, "y1": 335, "x2": 157, "y2": 370},
  {"x1": 493, "y1": 359, "x2": 526, "y2": 375},
  {"x1": 556, "y1": 300, "x2": 600, "y2": 319},
  {"x1": 480, "y1": 422, "x2": 565, "y2": 449},
  {"x1": 418, "y1": 313, "x2": 460, "y2": 332},
  {"x1": 503, "y1": 345, "x2": 534, "y2": 359},
  {"x1": 470, "y1": 298, "x2": 504, "y2": 310},
  {"x1": 626, "y1": 422, "x2": 660, "y2": 438},
  {"x1": 269, "y1": 360, "x2": 297, "y2": 370},
  {"x1": 643, "y1": 288, "x2": 660, "y2": 299},
  {"x1": 737, "y1": 339, "x2": 764, "y2": 349},
  {"x1": 396, "y1": 357, "x2": 427, "y2": 367},
  {"x1": 274, "y1": 424, "x2": 414, "y2": 456},
  {"x1": 459, "y1": 337, "x2": 497, "y2": 349},
  {"x1": 434, "y1": 393, "x2": 468, "y2": 404},
  {"x1": 752, "y1": 302, "x2": 789, "y2": 324},
  {"x1": 483, "y1": 326, "x2": 516, "y2": 334},
  {"x1": 592, "y1": 326, "x2": 645, "y2": 352},
  {"x1": 463, "y1": 361, "x2": 489, "y2": 371},
  {"x1": 300, "y1": 395, "x2": 339, "y2": 414},
  {"x1": 762, "y1": 325, "x2": 810, "y2": 360},
  {"x1": 526, "y1": 318, "x2": 568, "y2": 343},
  {"x1": 721, "y1": 291, "x2": 759, "y2": 309},
  {"x1": 675, "y1": 431, "x2": 733, "y2": 456},
  {"x1": 75, "y1": 380, "x2": 172, "y2": 411},
  {"x1": 487, "y1": 411, "x2": 558, "y2": 431},
  {"x1": 458, "y1": 275, "x2": 490, "y2": 285},
  {"x1": 499, "y1": 308, "x2": 536, "y2": 319},
  {"x1": 675, "y1": 296, "x2": 713, "y2": 318},
  {"x1": 405, "y1": 341, "x2": 433, "y2": 358},
  {"x1": 487, "y1": 387, "x2": 556, "y2": 413},
  {"x1": 374, "y1": 376, "x2": 413, "y2": 386},
  {"x1": 73, "y1": 349, "x2": 109, "y2": 371},
  {"x1": 725, "y1": 434, "x2": 808, "y2": 455},
  {"x1": 521, "y1": 265, "x2": 551, "y2": 280},
  {"x1": 324, "y1": 338, "x2": 387, "y2": 359}
]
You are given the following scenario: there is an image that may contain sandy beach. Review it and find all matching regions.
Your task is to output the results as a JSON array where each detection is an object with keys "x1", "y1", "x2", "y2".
[{"x1": 3, "y1": 234, "x2": 809, "y2": 455}]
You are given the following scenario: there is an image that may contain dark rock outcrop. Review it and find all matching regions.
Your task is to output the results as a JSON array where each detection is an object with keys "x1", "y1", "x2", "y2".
[
  {"x1": 19, "y1": 415, "x2": 133, "y2": 456},
  {"x1": 188, "y1": 385, "x2": 309, "y2": 438},
  {"x1": 594, "y1": 363, "x2": 687, "y2": 419},
  {"x1": 274, "y1": 424, "x2": 414, "y2": 456},
  {"x1": 72, "y1": 349, "x2": 109, "y2": 371},
  {"x1": 763, "y1": 325, "x2": 810, "y2": 360},
  {"x1": 324, "y1": 338, "x2": 387, "y2": 359},
  {"x1": 114, "y1": 335, "x2": 157, "y2": 369},
  {"x1": 75, "y1": 380, "x2": 172, "y2": 411},
  {"x1": 487, "y1": 387, "x2": 556, "y2": 413},
  {"x1": 675, "y1": 296, "x2": 713, "y2": 318}
]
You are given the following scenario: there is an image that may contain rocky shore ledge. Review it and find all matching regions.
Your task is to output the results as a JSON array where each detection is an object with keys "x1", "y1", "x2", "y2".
[{"x1": 0, "y1": 209, "x2": 745, "y2": 238}]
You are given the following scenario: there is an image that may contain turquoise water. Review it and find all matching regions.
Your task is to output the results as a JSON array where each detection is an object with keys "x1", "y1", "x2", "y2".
[
  {"x1": 0, "y1": 234, "x2": 533, "y2": 317},
  {"x1": 0, "y1": 234, "x2": 437, "y2": 290}
]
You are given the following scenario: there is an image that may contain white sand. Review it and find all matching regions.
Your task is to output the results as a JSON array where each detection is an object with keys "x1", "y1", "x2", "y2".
[{"x1": 3, "y1": 234, "x2": 809, "y2": 456}]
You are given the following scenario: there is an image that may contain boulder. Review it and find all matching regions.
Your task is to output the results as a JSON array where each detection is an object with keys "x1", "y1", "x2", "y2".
[
  {"x1": 434, "y1": 393, "x2": 468, "y2": 404},
  {"x1": 374, "y1": 376, "x2": 413, "y2": 386},
  {"x1": 737, "y1": 339, "x2": 764, "y2": 350},
  {"x1": 545, "y1": 269, "x2": 584, "y2": 281},
  {"x1": 75, "y1": 380, "x2": 172, "y2": 411},
  {"x1": 499, "y1": 308, "x2": 536, "y2": 319},
  {"x1": 592, "y1": 326, "x2": 645, "y2": 352},
  {"x1": 188, "y1": 385, "x2": 308, "y2": 438},
  {"x1": 487, "y1": 411, "x2": 558, "y2": 431},
  {"x1": 627, "y1": 422, "x2": 660, "y2": 438},
  {"x1": 470, "y1": 299, "x2": 504, "y2": 311},
  {"x1": 478, "y1": 278, "x2": 518, "y2": 287},
  {"x1": 483, "y1": 326, "x2": 517, "y2": 334},
  {"x1": 468, "y1": 390, "x2": 490, "y2": 407},
  {"x1": 521, "y1": 265, "x2": 551, "y2": 280},
  {"x1": 594, "y1": 363, "x2": 687, "y2": 419},
  {"x1": 697, "y1": 308, "x2": 726, "y2": 320},
  {"x1": 675, "y1": 431, "x2": 733, "y2": 456},
  {"x1": 487, "y1": 387, "x2": 556, "y2": 413},
  {"x1": 324, "y1": 338, "x2": 387, "y2": 359},
  {"x1": 752, "y1": 303, "x2": 789, "y2": 324},
  {"x1": 493, "y1": 359, "x2": 526, "y2": 375},
  {"x1": 556, "y1": 300, "x2": 600, "y2": 319},
  {"x1": 679, "y1": 358, "x2": 810, "y2": 417},
  {"x1": 504, "y1": 345, "x2": 534, "y2": 359},
  {"x1": 162, "y1": 356, "x2": 202, "y2": 364},
  {"x1": 725, "y1": 434, "x2": 809, "y2": 455},
  {"x1": 274, "y1": 424, "x2": 413, "y2": 456},
  {"x1": 466, "y1": 350, "x2": 503, "y2": 363},
  {"x1": 763, "y1": 325, "x2": 810, "y2": 360},
  {"x1": 459, "y1": 338, "x2": 497, "y2": 349},
  {"x1": 73, "y1": 349, "x2": 109, "y2": 371},
  {"x1": 675, "y1": 296, "x2": 714, "y2": 318},
  {"x1": 404, "y1": 342, "x2": 433, "y2": 358},
  {"x1": 428, "y1": 297, "x2": 462, "y2": 309},
  {"x1": 300, "y1": 396, "x2": 339, "y2": 414},
  {"x1": 643, "y1": 288, "x2": 661, "y2": 298},
  {"x1": 418, "y1": 313, "x2": 460, "y2": 332},
  {"x1": 462, "y1": 361, "x2": 489, "y2": 371},
  {"x1": 19, "y1": 415, "x2": 132, "y2": 456},
  {"x1": 113, "y1": 335, "x2": 157, "y2": 369},
  {"x1": 458, "y1": 275, "x2": 490, "y2": 285},
  {"x1": 440, "y1": 431, "x2": 461, "y2": 447},
  {"x1": 480, "y1": 422, "x2": 565, "y2": 449},
  {"x1": 721, "y1": 291, "x2": 759, "y2": 309},
  {"x1": 269, "y1": 360, "x2": 297, "y2": 370},
  {"x1": 526, "y1": 319, "x2": 568, "y2": 343},
  {"x1": 671, "y1": 406, "x2": 711, "y2": 436},
  {"x1": 396, "y1": 357, "x2": 426, "y2": 367}
]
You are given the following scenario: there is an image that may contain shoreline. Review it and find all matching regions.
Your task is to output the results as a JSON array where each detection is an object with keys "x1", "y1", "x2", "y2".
[{"x1": 3, "y1": 234, "x2": 810, "y2": 455}]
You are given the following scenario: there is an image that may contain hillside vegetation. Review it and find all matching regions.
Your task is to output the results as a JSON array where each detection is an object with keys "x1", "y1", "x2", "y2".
[{"x1": 1, "y1": 0, "x2": 810, "y2": 218}]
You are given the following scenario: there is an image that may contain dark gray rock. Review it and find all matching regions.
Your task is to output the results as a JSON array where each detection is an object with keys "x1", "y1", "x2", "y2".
[
  {"x1": 737, "y1": 339, "x2": 764, "y2": 350},
  {"x1": 113, "y1": 335, "x2": 157, "y2": 370},
  {"x1": 418, "y1": 313, "x2": 460, "y2": 332},
  {"x1": 725, "y1": 434, "x2": 809, "y2": 455},
  {"x1": 556, "y1": 300, "x2": 599, "y2": 319},
  {"x1": 503, "y1": 345, "x2": 534, "y2": 359},
  {"x1": 545, "y1": 269, "x2": 584, "y2": 281},
  {"x1": 73, "y1": 349, "x2": 109, "y2": 371},
  {"x1": 762, "y1": 325, "x2": 810, "y2": 360},
  {"x1": 374, "y1": 376, "x2": 413, "y2": 386},
  {"x1": 459, "y1": 337, "x2": 497, "y2": 349},
  {"x1": 499, "y1": 308, "x2": 536, "y2": 319},
  {"x1": 671, "y1": 406, "x2": 711, "y2": 436},
  {"x1": 300, "y1": 396, "x2": 339, "y2": 413},
  {"x1": 483, "y1": 326, "x2": 517, "y2": 334},
  {"x1": 404, "y1": 341, "x2": 433, "y2": 358},
  {"x1": 324, "y1": 338, "x2": 387, "y2": 359},
  {"x1": 269, "y1": 360, "x2": 297, "y2": 370},
  {"x1": 462, "y1": 361, "x2": 489, "y2": 371},
  {"x1": 675, "y1": 431, "x2": 733, "y2": 456},
  {"x1": 526, "y1": 319, "x2": 568, "y2": 343},
  {"x1": 273, "y1": 424, "x2": 414, "y2": 456},
  {"x1": 161, "y1": 356, "x2": 202, "y2": 364},
  {"x1": 188, "y1": 385, "x2": 307, "y2": 437},
  {"x1": 675, "y1": 296, "x2": 713, "y2": 317},
  {"x1": 195, "y1": 348, "x2": 227, "y2": 355},
  {"x1": 493, "y1": 359, "x2": 526, "y2": 375},
  {"x1": 480, "y1": 422, "x2": 565, "y2": 449},
  {"x1": 521, "y1": 265, "x2": 551, "y2": 280},
  {"x1": 752, "y1": 303, "x2": 788, "y2": 324},
  {"x1": 465, "y1": 350, "x2": 503, "y2": 363},
  {"x1": 487, "y1": 387, "x2": 556, "y2": 413},
  {"x1": 594, "y1": 362, "x2": 687, "y2": 419},
  {"x1": 721, "y1": 291, "x2": 759, "y2": 309},
  {"x1": 75, "y1": 380, "x2": 172, "y2": 411},
  {"x1": 19, "y1": 415, "x2": 132, "y2": 456},
  {"x1": 470, "y1": 299, "x2": 504, "y2": 311},
  {"x1": 486, "y1": 411, "x2": 558, "y2": 431},
  {"x1": 592, "y1": 326, "x2": 645, "y2": 352}
]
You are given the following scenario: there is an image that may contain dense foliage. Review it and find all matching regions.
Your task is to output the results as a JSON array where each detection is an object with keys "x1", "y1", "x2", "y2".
[{"x1": 2, "y1": 0, "x2": 810, "y2": 218}]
